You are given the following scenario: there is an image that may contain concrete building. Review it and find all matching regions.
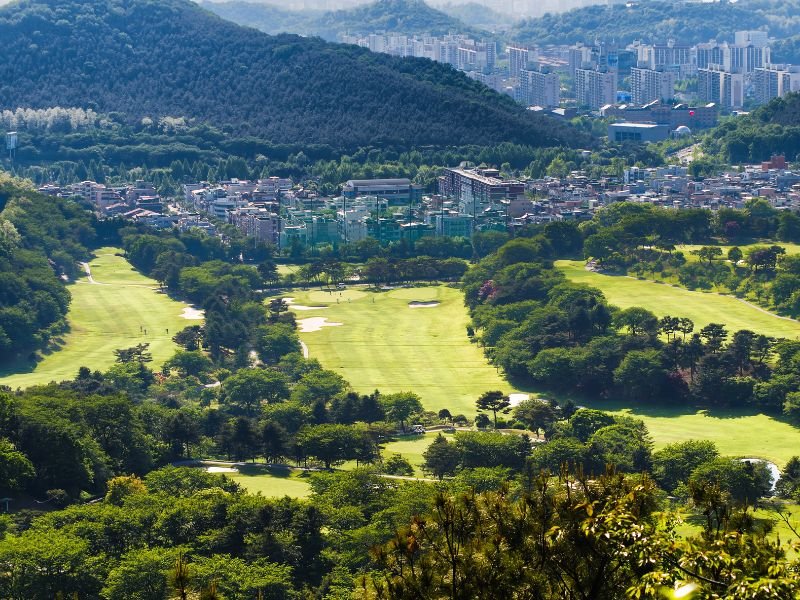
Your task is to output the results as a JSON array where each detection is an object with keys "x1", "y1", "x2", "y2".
[
  {"x1": 438, "y1": 167, "x2": 525, "y2": 212},
  {"x1": 342, "y1": 179, "x2": 423, "y2": 205},
  {"x1": 698, "y1": 65, "x2": 744, "y2": 109},
  {"x1": 519, "y1": 68, "x2": 560, "y2": 108},
  {"x1": 608, "y1": 122, "x2": 670, "y2": 143},
  {"x1": 575, "y1": 68, "x2": 617, "y2": 109},
  {"x1": 753, "y1": 64, "x2": 800, "y2": 105},
  {"x1": 602, "y1": 101, "x2": 718, "y2": 129},
  {"x1": 630, "y1": 68, "x2": 676, "y2": 105},
  {"x1": 508, "y1": 43, "x2": 537, "y2": 77}
]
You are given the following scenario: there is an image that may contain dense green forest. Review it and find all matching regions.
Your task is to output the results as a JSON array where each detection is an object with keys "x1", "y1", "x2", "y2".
[
  {"x1": 202, "y1": 0, "x2": 481, "y2": 40},
  {"x1": 0, "y1": 173, "x2": 96, "y2": 362},
  {"x1": 510, "y1": 0, "x2": 795, "y2": 45},
  {"x1": 703, "y1": 92, "x2": 800, "y2": 163},
  {"x1": 465, "y1": 206, "x2": 800, "y2": 419},
  {"x1": 0, "y1": 0, "x2": 577, "y2": 150}
]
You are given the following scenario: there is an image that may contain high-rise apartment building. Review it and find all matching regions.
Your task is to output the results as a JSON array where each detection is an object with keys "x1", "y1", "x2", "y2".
[
  {"x1": 519, "y1": 68, "x2": 560, "y2": 107},
  {"x1": 753, "y1": 64, "x2": 800, "y2": 105},
  {"x1": 698, "y1": 65, "x2": 744, "y2": 109},
  {"x1": 508, "y1": 44, "x2": 537, "y2": 77},
  {"x1": 630, "y1": 67, "x2": 676, "y2": 105},
  {"x1": 574, "y1": 68, "x2": 617, "y2": 109}
]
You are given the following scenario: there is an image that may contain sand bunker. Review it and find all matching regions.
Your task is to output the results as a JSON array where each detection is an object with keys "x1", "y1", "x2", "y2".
[
  {"x1": 181, "y1": 306, "x2": 205, "y2": 320},
  {"x1": 408, "y1": 301, "x2": 440, "y2": 308},
  {"x1": 508, "y1": 393, "x2": 530, "y2": 407},
  {"x1": 207, "y1": 466, "x2": 238, "y2": 473},
  {"x1": 298, "y1": 317, "x2": 343, "y2": 333}
]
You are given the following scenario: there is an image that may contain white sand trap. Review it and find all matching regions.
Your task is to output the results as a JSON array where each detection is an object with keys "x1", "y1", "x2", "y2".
[
  {"x1": 409, "y1": 301, "x2": 440, "y2": 308},
  {"x1": 298, "y1": 317, "x2": 343, "y2": 333},
  {"x1": 181, "y1": 306, "x2": 205, "y2": 320},
  {"x1": 207, "y1": 466, "x2": 238, "y2": 473},
  {"x1": 508, "y1": 393, "x2": 530, "y2": 407}
]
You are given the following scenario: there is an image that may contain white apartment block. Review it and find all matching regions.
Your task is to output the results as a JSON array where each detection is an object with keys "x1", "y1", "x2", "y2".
[
  {"x1": 519, "y1": 68, "x2": 560, "y2": 108},
  {"x1": 630, "y1": 68, "x2": 676, "y2": 105},
  {"x1": 575, "y1": 68, "x2": 617, "y2": 109}
]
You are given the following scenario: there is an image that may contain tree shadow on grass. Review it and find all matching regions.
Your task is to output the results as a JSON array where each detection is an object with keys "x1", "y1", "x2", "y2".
[{"x1": 235, "y1": 464, "x2": 294, "y2": 479}]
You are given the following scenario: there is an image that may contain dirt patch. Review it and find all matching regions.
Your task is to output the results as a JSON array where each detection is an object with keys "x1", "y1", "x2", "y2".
[
  {"x1": 409, "y1": 301, "x2": 440, "y2": 308},
  {"x1": 297, "y1": 317, "x2": 343, "y2": 333},
  {"x1": 181, "y1": 306, "x2": 204, "y2": 320},
  {"x1": 207, "y1": 466, "x2": 238, "y2": 473},
  {"x1": 508, "y1": 393, "x2": 530, "y2": 407}
]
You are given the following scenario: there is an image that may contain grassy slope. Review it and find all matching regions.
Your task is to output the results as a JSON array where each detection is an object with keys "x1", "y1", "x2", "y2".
[
  {"x1": 0, "y1": 248, "x2": 192, "y2": 388},
  {"x1": 287, "y1": 284, "x2": 524, "y2": 416},
  {"x1": 556, "y1": 260, "x2": 800, "y2": 340}
]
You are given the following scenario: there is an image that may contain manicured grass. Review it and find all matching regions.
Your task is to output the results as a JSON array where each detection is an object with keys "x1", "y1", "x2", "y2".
[
  {"x1": 286, "y1": 285, "x2": 525, "y2": 415},
  {"x1": 0, "y1": 248, "x2": 193, "y2": 388},
  {"x1": 228, "y1": 465, "x2": 312, "y2": 498},
  {"x1": 379, "y1": 431, "x2": 455, "y2": 476},
  {"x1": 557, "y1": 260, "x2": 800, "y2": 340},
  {"x1": 582, "y1": 400, "x2": 800, "y2": 468}
]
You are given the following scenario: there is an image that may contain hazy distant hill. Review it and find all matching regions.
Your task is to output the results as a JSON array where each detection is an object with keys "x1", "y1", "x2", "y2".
[
  {"x1": 509, "y1": 0, "x2": 795, "y2": 45},
  {"x1": 437, "y1": 2, "x2": 513, "y2": 30},
  {"x1": 198, "y1": 1, "x2": 321, "y2": 36},
  {"x1": 0, "y1": 0, "x2": 583, "y2": 150},
  {"x1": 202, "y1": 0, "x2": 481, "y2": 40}
]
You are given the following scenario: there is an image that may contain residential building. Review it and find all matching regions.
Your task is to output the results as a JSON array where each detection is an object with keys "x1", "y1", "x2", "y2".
[
  {"x1": 508, "y1": 43, "x2": 537, "y2": 77},
  {"x1": 574, "y1": 68, "x2": 617, "y2": 109},
  {"x1": 630, "y1": 67, "x2": 676, "y2": 105},
  {"x1": 438, "y1": 167, "x2": 524, "y2": 213},
  {"x1": 519, "y1": 68, "x2": 560, "y2": 107},
  {"x1": 753, "y1": 64, "x2": 800, "y2": 105},
  {"x1": 698, "y1": 65, "x2": 744, "y2": 109}
]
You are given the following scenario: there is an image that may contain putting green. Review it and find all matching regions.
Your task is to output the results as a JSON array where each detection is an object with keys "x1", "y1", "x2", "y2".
[
  {"x1": 557, "y1": 260, "x2": 800, "y2": 340},
  {"x1": 286, "y1": 285, "x2": 525, "y2": 415},
  {"x1": 0, "y1": 248, "x2": 193, "y2": 388}
]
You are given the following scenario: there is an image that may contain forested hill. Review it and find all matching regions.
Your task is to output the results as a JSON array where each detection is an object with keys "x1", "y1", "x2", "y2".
[
  {"x1": 0, "y1": 172, "x2": 95, "y2": 364},
  {"x1": 202, "y1": 0, "x2": 481, "y2": 40},
  {"x1": 510, "y1": 0, "x2": 788, "y2": 45},
  {"x1": 0, "y1": 0, "x2": 581, "y2": 150},
  {"x1": 702, "y1": 92, "x2": 800, "y2": 164}
]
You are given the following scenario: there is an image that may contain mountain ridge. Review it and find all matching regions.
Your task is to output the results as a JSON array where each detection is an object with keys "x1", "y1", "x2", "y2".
[{"x1": 0, "y1": 0, "x2": 584, "y2": 150}]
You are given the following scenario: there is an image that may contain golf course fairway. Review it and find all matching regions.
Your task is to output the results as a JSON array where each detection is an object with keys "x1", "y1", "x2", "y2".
[
  {"x1": 286, "y1": 285, "x2": 525, "y2": 416},
  {"x1": 557, "y1": 260, "x2": 800, "y2": 340},
  {"x1": 0, "y1": 248, "x2": 194, "y2": 388}
]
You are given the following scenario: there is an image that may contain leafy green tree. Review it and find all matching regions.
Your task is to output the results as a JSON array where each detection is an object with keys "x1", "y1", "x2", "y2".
[
  {"x1": 652, "y1": 440, "x2": 719, "y2": 493},
  {"x1": 512, "y1": 399, "x2": 558, "y2": 438},
  {"x1": 383, "y1": 453, "x2": 414, "y2": 477},
  {"x1": 380, "y1": 392, "x2": 423, "y2": 432},
  {"x1": 475, "y1": 390, "x2": 511, "y2": 428},
  {"x1": 223, "y1": 368, "x2": 290, "y2": 414},
  {"x1": 614, "y1": 307, "x2": 659, "y2": 337},
  {"x1": 164, "y1": 350, "x2": 213, "y2": 377},
  {"x1": 689, "y1": 458, "x2": 772, "y2": 507},
  {"x1": 614, "y1": 349, "x2": 668, "y2": 400},
  {"x1": 567, "y1": 408, "x2": 615, "y2": 442},
  {"x1": 255, "y1": 323, "x2": 301, "y2": 364},
  {"x1": 422, "y1": 434, "x2": 461, "y2": 480},
  {"x1": 102, "y1": 547, "x2": 178, "y2": 600},
  {"x1": 0, "y1": 438, "x2": 34, "y2": 492}
]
